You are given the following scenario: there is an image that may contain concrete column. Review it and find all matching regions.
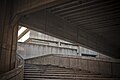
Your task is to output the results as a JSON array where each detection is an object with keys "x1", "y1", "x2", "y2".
[
  {"x1": 77, "y1": 46, "x2": 82, "y2": 56},
  {"x1": 0, "y1": 0, "x2": 18, "y2": 74},
  {"x1": 58, "y1": 41, "x2": 61, "y2": 47}
]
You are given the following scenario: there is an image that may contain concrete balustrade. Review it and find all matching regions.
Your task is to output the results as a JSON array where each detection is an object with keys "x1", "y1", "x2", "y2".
[
  {"x1": 0, "y1": 55, "x2": 24, "y2": 80},
  {"x1": 25, "y1": 54, "x2": 120, "y2": 77},
  {"x1": 17, "y1": 42, "x2": 77, "y2": 59}
]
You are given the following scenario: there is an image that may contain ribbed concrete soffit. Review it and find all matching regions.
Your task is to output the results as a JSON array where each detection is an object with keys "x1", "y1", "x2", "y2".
[{"x1": 47, "y1": 0, "x2": 120, "y2": 49}]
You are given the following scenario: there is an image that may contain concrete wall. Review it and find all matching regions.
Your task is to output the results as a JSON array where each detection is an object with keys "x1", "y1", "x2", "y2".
[
  {"x1": 18, "y1": 28, "x2": 115, "y2": 60},
  {"x1": 30, "y1": 30, "x2": 69, "y2": 43},
  {"x1": 25, "y1": 54, "x2": 120, "y2": 77},
  {"x1": 17, "y1": 42, "x2": 117, "y2": 62},
  {"x1": 0, "y1": 55, "x2": 24, "y2": 80},
  {"x1": 17, "y1": 42, "x2": 77, "y2": 59},
  {"x1": 30, "y1": 30, "x2": 78, "y2": 49}
]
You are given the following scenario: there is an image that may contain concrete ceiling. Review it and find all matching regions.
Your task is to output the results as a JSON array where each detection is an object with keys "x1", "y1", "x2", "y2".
[
  {"x1": 20, "y1": 0, "x2": 120, "y2": 58},
  {"x1": 47, "y1": 0, "x2": 120, "y2": 48}
]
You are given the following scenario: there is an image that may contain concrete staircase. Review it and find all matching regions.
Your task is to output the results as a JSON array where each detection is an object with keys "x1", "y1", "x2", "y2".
[{"x1": 24, "y1": 64, "x2": 119, "y2": 80}]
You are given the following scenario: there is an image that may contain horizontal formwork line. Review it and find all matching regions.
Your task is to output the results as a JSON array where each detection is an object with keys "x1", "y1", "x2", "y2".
[
  {"x1": 56, "y1": 0, "x2": 119, "y2": 16},
  {"x1": 52, "y1": 0, "x2": 114, "y2": 15}
]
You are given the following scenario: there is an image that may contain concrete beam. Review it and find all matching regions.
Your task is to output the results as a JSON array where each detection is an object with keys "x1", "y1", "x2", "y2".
[{"x1": 12, "y1": 0, "x2": 71, "y2": 16}]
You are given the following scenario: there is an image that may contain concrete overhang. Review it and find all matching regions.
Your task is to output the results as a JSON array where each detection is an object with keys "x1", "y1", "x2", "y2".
[{"x1": 19, "y1": 0, "x2": 120, "y2": 58}]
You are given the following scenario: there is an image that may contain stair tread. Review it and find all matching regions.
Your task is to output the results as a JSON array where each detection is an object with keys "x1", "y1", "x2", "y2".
[
  {"x1": 24, "y1": 64, "x2": 119, "y2": 80},
  {"x1": 24, "y1": 78, "x2": 73, "y2": 80},
  {"x1": 24, "y1": 75, "x2": 119, "y2": 79}
]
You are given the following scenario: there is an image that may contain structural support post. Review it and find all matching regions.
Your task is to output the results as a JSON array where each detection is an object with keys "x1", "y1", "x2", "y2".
[{"x1": 0, "y1": 0, "x2": 18, "y2": 74}]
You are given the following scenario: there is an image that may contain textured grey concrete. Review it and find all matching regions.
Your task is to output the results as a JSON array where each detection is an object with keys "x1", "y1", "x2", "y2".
[
  {"x1": 17, "y1": 42, "x2": 77, "y2": 59},
  {"x1": 25, "y1": 54, "x2": 120, "y2": 77},
  {"x1": 20, "y1": 7, "x2": 120, "y2": 58},
  {"x1": 0, "y1": 0, "x2": 18, "y2": 73},
  {"x1": 0, "y1": 55, "x2": 24, "y2": 80},
  {"x1": 24, "y1": 63, "x2": 120, "y2": 80}
]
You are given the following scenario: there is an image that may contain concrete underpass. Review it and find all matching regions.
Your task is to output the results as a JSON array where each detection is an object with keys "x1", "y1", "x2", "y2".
[{"x1": 0, "y1": 0, "x2": 120, "y2": 80}]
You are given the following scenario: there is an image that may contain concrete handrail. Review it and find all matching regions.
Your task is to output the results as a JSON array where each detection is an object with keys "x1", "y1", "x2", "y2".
[{"x1": 0, "y1": 54, "x2": 24, "y2": 80}]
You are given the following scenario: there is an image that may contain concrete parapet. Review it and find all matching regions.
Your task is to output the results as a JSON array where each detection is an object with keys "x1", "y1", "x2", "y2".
[
  {"x1": 0, "y1": 55, "x2": 24, "y2": 80},
  {"x1": 25, "y1": 54, "x2": 120, "y2": 77}
]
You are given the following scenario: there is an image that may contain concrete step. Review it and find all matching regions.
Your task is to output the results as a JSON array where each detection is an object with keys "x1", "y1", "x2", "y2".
[
  {"x1": 24, "y1": 72, "x2": 103, "y2": 77},
  {"x1": 44, "y1": 71, "x2": 95, "y2": 75},
  {"x1": 24, "y1": 69, "x2": 43, "y2": 71},
  {"x1": 45, "y1": 70, "x2": 90, "y2": 73},
  {"x1": 47, "y1": 67, "x2": 67, "y2": 69},
  {"x1": 24, "y1": 64, "x2": 119, "y2": 80},
  {"x1": 45, "y1": 68, "x2": 72, "y2": 70},
  {"x1": 24, "y1": 78, "x2": 73, "y2": 80},
  {"x1": 24, "y1": 71, "x2": 44, "y2": 73},
  {"x1": 42, "y1": 74, "x2": 102, "y2": 77},
  {"x1": 24, "y1": 72, "x2": 101, "y2": 77},
  {"x1": 45, "y1": 70, "x2": 73, "y2": 72},
  {"x1": 44, "y1": 71, "x2": 75, "y2": 74},
  {"x1": 25, "y1": 72, "x2": 96, "y2": 76},
  {"x1": 24, "y1": 75, "x2": 120, "y2": 80},
  {"x1": 24, "y1": 67, "x2": 39, "y2": 69},
  {"x1": 24, "y1": 78, "x2": 120, "y2": 80}
]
